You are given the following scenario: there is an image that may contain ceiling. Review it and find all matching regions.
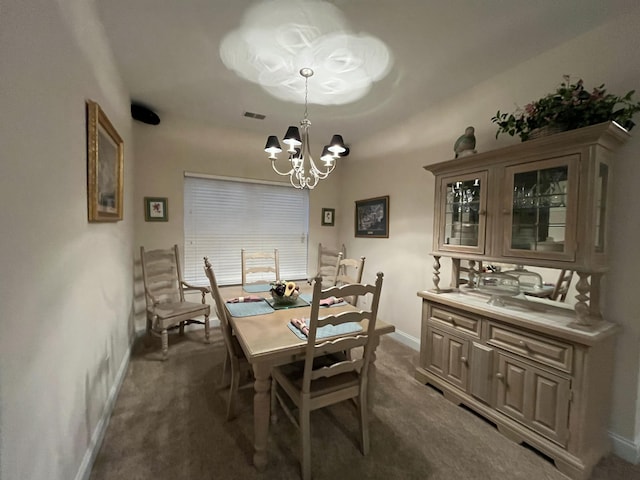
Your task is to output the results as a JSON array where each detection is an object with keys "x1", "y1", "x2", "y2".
[{"x1": 95, "y1": 0, "x2": 636, "y2": 149}]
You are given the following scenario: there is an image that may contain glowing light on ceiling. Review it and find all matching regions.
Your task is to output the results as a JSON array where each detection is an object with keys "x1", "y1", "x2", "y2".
[{"x1": 219, "y1": 0, "x2": 392, "y2": 105}]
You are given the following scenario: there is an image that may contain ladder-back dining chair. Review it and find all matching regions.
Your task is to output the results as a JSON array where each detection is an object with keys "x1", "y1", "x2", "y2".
[
  {"x1": 241, "y1": 248, "x2": 280, "y2": 292},
  {"x1": 203, "y1": 257, "x2": 251, "y2": 420},
  {"x1": 140, "y1": 244, "x2": 210, "y2": 360},
  {"x1": 333, "y1": 256, "x2": 366, "y2": 306},
  {"x1": 271, "y1": 272, "x2": 384, "y2": 480},
  {"x1": 550, "y1": 269, "x2": 574, "y2": 302},
  {"x1": 316, "y1": 242, "x2": 345, "y2": 288}
]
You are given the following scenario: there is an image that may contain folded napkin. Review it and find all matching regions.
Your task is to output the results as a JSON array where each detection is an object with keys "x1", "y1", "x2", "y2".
[
  {"x1": 319, "y1": 296, "x2": 344, "y2": 307},
  {"x1": 290, "y1": 318, "x2": 309, "y2": 337},
  {"x1": 226, "y1": 295, "x2": 264, "y2": 304}
]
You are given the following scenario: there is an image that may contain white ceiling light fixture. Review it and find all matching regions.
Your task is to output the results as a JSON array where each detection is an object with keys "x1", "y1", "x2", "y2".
[{"x1": 265, "y1": 68, "x2": 347, "y2": 190}]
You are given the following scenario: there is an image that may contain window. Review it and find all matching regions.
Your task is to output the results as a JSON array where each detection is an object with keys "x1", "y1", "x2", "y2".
[{"x1": 183, "y1": 174, "x2": 309, "y2": 285}]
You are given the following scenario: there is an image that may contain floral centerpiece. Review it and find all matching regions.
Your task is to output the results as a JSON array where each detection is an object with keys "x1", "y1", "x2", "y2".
[
  {"x1": 491, "y1": 76, "x2": 640, "y2": 141},
  {"x1": 270, "y1": 280, "x2": 300, "y2": 305}
]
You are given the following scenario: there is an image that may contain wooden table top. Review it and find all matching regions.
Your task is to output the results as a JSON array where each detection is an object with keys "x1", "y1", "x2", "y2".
[{"x1": 220, "y1": 284, "x2": 395, "y2": 363}]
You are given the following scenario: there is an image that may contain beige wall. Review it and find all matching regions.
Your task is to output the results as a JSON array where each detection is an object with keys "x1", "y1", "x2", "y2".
[
  {"x1": 0, "y1": 1, "x2": 135, "y2": 479},
  {"x1": 2, "y1": 3, "x2": 640, "y2": 480}
]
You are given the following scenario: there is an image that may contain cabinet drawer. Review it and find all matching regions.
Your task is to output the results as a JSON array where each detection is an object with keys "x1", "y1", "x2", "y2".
[
  {"x1": 430, "y1": 306, "x2": 481, "y2": 337},
  {"x1": 487, "y1": 323, "x2": 573, "y2": 373}
]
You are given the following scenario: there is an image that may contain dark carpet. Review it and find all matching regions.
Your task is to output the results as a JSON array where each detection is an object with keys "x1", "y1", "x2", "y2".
[{"x1": 88, "y1": 329, "x2": 639, "y2": 479}]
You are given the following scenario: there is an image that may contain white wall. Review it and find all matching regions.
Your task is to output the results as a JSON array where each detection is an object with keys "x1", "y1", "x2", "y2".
[
  {"x1": 339, "y1": 7, "x2": 640, "y2": 460},
  {"x1": 0, "y1": 1, "x2": 135, "y2": 479}
]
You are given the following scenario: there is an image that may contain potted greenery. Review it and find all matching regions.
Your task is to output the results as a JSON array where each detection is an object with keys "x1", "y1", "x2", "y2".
[{"x1": 491, "y1": 76, "x2": 640, "y2": 141}]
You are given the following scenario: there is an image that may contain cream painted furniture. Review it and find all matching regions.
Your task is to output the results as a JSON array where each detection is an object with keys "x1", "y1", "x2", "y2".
[
  {"x1": 221, "y1": 284, "x2": 395, "y2": 472},
  {"x1": 203, "y1": 257, "x2": 251, "y2": 420},
  {"x1": 316, "y1": 242, "x2": 345, "y2": 287},
  {"x1": 140, "y1": 245, "x2": 210, "y2": 360},
  {"x1": 271, "y1": 273, "x2": 384, "y2": 480},
  {"x1": 241, "y1": 248, "x2": 280, "y2": 288},
  {"x1": 417, "y1": 122, "x2": 630, "y2": 480},
  {"x1": 333, "y1": 255, "x2": 366, "y2": 306}
]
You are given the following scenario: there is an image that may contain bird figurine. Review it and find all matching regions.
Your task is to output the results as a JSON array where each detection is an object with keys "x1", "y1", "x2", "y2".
[{"x1": 454, "y1": 126, "x2": 477, "y2": 158}]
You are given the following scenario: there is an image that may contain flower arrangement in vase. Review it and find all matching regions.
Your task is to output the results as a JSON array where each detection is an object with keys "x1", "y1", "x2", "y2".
[{"x1": 491, "y1": 76, "x2": 640, "y2": 141}]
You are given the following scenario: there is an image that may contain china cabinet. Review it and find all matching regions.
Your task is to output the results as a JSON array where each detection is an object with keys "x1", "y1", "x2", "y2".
[{"x1": 416, "y1": 122, "x2": 630, "y2": 480}]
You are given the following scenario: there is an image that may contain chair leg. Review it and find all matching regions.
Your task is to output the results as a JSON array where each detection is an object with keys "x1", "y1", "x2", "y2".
[
  {"x1": 161, "y1": 329, "x2": 169, "y2": 361},
  {"x1": 179, "y1": 321, "x2": 185, "y2": 336},
  {"x1": 204, "y1": 315, "x2": 210, "y2": 344},
  {"x1": 358, "y1": 390, "x2": 370, "y2": 455},
  {"x1": 220, "y1": 352, "x2": 231, "y2": 388},
  {"x1": 300, "y1": 404, "x2": 311, "y2": 480},
  {"x1": 270, "y1": 378, "x2": 278, "y2": 425},
  {"x1": 226, "y1": 359, "x2": 240, "y2": 421}
]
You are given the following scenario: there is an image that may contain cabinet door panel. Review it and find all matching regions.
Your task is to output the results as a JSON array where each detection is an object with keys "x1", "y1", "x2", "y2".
[
  {"x1": 502, "y1": 155, "x2": 579, "y2": 261},
  {"x1": 437, "y1": 171, "x2": 488, "y2": 254},
  {"x1": 469, "y1": 342, "x2": 494, "y2": 405},
  {"x1": 425, "y1": 325, "x2": 469, "y2": 391},
  {"x1": 496, "y1": 353, "x2": 570, "y2": 446}
]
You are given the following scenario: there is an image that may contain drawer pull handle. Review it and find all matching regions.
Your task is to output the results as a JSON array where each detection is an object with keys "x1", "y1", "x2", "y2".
[
  {"x1": 496, "y1": 372, "x2": 504, "y2": 380},
  {"x1": 447, "y1": 316, "x2": 453, "y2": 322},
  {"x1": 519, "y1": 340, "x2": 529, "y2": 349},
  {"x1": 460, "y1": 356, "x2": 467, "y2": 364}
]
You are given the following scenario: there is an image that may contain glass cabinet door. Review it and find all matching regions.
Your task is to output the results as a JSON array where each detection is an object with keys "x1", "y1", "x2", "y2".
[
  {"x1": 503, "y1": 155, "x2": 578, "y2": 260},
  {"x1": 438, "y1": 171, "x2": 487, "y2": 254}
]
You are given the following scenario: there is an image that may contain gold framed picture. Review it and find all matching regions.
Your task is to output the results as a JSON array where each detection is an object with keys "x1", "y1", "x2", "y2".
[
  {"x1": 144, "y1": 197, "x2": 168, "y2": 222},
  {"x1": 86, "y1": 100, "x2": 124, "y2": 222}
]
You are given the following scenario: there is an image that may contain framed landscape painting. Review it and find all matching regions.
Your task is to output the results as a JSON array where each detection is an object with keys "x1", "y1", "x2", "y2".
[
  {"x1": 355, "y1": 196, "x2": 389, "y2": 238},
  {"x1": 86, "y1": 100, "x2": 124, "y2": 222}
]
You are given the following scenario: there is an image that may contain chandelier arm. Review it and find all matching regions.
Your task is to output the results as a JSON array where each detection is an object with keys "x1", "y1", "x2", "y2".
[{"x1": 271, "y1": 160, "x2": 295, "y2": 177}]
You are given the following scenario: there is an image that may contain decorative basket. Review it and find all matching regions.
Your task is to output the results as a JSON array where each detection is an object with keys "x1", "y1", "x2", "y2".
[
  {"x1": 527, "y1": 125, "x2": 566, "y2": 140},
  {"x1": 270, "y1": 290, "x2": 300, "y2": 305}
]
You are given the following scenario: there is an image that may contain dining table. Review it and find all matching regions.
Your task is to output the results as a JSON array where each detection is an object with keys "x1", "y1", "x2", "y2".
[{"x1": 220, "y1": 283, "x2": 395, "y2": 471}]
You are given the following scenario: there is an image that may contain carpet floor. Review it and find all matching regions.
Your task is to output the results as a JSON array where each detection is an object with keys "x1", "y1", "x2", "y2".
[{"x1": 89, "y1": 329, "x2": 639, "y2": 480}]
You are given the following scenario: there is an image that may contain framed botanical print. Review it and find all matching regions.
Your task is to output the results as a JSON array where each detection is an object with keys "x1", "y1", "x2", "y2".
[
  {"x1": 321, "y1": 208, "x2": 335, "y2": 226},
  {"x1": 144, "y1": 197, "x2": 168, "y2": 222},
  {"x1": 355, "y1": 195, "x2": 389, "y2": 238},
  {"x1": 86, "y1": 100, "x2": 124, "y2": 222}
]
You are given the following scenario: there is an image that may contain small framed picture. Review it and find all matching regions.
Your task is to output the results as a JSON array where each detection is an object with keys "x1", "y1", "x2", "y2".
[
  {"x1": 144, "y1": 197, "x2": 168, "y2": 222},
  {"x1": 321, "y1": 208, "x2": 335, "y2": 226},
  {"x1": 355, "y1": 196, "x2": 389, "y2": 238}
]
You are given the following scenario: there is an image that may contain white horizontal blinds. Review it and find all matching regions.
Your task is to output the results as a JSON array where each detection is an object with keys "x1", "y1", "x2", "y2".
[{"x1": 184, "y1": 175, "x2": 309, "y2": 286}]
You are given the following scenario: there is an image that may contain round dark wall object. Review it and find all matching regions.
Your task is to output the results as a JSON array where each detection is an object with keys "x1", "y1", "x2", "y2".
[{"x1": 131, "y1": 103, "x2": 160, "y2": 125}]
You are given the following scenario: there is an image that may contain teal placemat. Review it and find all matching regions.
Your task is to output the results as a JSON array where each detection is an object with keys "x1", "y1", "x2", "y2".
[
  {"x1": 287, "y1": 321, "x2": 363, "y2": 340},
  {"x1": 226, "y1": 300, "x2": 274, "y2": 317},
  {"x1": 299, "y1": 294, "x2": 348, "y2": 308},
  {"x1": 265, "y1": 296, "x2": 310, "y2": 310},
  {"x1": 242, "y1": 284, "x2": 272, "y2": 293}
]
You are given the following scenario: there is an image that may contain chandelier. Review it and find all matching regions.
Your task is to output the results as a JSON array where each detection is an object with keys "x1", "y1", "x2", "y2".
[{"x1": 264, "y1": 68, "x2": 347, "y2": 189}]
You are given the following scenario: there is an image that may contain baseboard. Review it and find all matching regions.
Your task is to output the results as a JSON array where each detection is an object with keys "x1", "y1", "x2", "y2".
[
  {"x1": 389, "y1": 329, "x2": 420, "y2": 351},
  {"x1": 73, "y1": 333, "x2": 139, "y2": 480},
  {"x1": 610, "y1": 430, "x2": 640, "y2": 464}
]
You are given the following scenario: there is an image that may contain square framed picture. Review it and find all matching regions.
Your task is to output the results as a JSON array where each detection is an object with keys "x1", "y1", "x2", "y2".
[
  {"x1": 321, "y1": 208, "x2": 335, "y2": 226},
  {"x1": 144, "y1": 197, "x2": 168, "y2": 222},
  {"x1": 355, "y1": 196, "x2": 389, "y2": 238}
]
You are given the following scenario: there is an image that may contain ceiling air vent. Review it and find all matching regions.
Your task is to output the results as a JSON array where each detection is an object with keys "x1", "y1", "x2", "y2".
[{"x1": 244, "y1": 111, "x2": 266, "y2": 120}]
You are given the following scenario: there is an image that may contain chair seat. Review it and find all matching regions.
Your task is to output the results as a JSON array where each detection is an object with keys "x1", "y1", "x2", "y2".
[{"x1": 154, "y1": 301, "x2": 210, "y2": 319}]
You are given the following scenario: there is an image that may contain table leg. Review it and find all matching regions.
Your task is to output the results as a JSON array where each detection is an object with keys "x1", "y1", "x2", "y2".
[{"x1": 252, "y1": 362, "x2": 271, "y2": 471}]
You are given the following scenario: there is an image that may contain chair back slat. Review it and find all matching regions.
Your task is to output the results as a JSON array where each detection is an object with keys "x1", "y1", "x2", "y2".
[
  {"x1": 301, "y1": 272, "x2": 383, "y2": 393},
  {"x1": 316, "y1": 243, "x2": 345, "y2": 287},
  {"x1": 203, "y1": 257, "x2": 235, "y2": 348},
  {"x1": 140, "y1": 246, "x2": 182, "y2": 304},
  {"x1": 241, "y1": 248, "x2": 280, "y2": 285},
  {"x1": 333, "y1": 256, "x2": 366, "y2": 305}
]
